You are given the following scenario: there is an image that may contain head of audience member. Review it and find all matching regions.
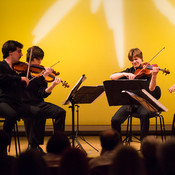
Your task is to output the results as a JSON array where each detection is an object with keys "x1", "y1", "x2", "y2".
[
  {"x1": 100, "y1": 129, "x2": 122, "y2": 155},
  {"x1": 157, "y1": 137, "x2": 175, "y2": 175},
  {"x1": 0, "y1": 130, "x2": 10, "y2": 155},
  {"x1": 141, "y1": 136, "x2": 161, "y2": 175},
  {"x1": 60, "y1": 148, "x2": 89, "y2": 175},
  {"x1": 141, "y1": 135, "x2": 161, "y2": 161},
  {"x1": 15, "y1": 150, "x2": 49, "y2": 175},
  {"x1": 46, "y1": 131, "x2": 71, "y2": 155},
  {"x1": 110, "y1": 145, "x2": 145, "y2": 175}
]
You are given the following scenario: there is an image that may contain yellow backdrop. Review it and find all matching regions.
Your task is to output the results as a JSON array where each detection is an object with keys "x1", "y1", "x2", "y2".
[{"x1": 0, "y1": 0, "x2": 175, "y2": 126}]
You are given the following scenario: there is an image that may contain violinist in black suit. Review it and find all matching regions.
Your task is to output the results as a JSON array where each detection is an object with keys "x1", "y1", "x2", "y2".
[
  {"x1": 0, "y1": 40, "x2": 30, "y2": 145},
  {"x1": 21, "y1": 46, "x2": 66, "y2": 152}
]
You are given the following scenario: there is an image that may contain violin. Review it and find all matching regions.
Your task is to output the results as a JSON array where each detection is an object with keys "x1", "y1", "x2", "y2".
[
  {"x1": 134, "y1": 62, "x2": 170, "y2": 78},
  {"x1": 13, "y1": 61, "x2": 69, "y2": 88}
]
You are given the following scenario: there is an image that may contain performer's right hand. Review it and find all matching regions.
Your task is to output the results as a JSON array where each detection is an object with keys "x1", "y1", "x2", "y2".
[
  {"x1": 169, "y1": 84, "x2": 175, "y2": 93},
  {"x1": 21, "y1": 77, "x2": 29, "y2": 86},
  {"x1": 43, "y1": 67, "x2": 53, "y2": 78},
  {"x1": 123, "y1": 73, "x2": 136, "y2": 80}
]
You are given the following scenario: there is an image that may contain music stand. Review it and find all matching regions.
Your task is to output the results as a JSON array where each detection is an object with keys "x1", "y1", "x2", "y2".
[
  {"x1": 103, "y1": 79, "x2": 149, "y2": 106},
  {"x1": 63, "y1": 75, "x2": 104, "y2": 153},
  {"x1": 103, "y1": 80, "x2": 168, "y2": 142}
]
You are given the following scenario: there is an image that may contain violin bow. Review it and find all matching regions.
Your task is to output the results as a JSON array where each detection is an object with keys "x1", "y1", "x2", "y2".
[
  {"x1": 135, "y1": 47, "x2": 165, "y2": 77},
  {"x1": 147, "y1": 47, "x2": 165, "y2": 64},
  {"x1": 29, "y1": 60, "x2": 60, "y2": 82},
  {"x1": 26, "y1": 47, "x2": 33, "y2": 79}
]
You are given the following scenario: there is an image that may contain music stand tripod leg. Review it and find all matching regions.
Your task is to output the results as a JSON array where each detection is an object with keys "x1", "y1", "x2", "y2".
[
  {"x1": 69, "y1": 104, "x2": 75, "y2": 148},
  {"x1": 75, "y1": 105, "x2": 99, "y2": 152},
  {"x1": 69, "y1": 104, "x2": 87, "y2": 152}
]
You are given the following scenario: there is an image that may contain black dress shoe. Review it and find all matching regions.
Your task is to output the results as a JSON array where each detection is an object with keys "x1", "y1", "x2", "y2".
[
  {"x1": 35, "y1": 146, "x2": 46, "y2": 156},
  {"x1": 27, "y1": 144, "x2": 46, "y2": 156}
]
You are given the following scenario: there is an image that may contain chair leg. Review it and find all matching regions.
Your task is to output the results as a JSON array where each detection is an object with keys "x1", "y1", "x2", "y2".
[
  {"x1": 15, "y1": 122, "x2": 21, "y2": 155},
  {"x1": 123, "y1": 117, "x2": 129, "y2": 142},
  {"x1": 159, "y1": 115, "x2": 163, "y2": 141},
  {"x1": 129, "y1": 116, "x2": 132, "y2": 143},
  {"x1": 123, "y1": 116, "x2": 130, "y2": 142},
  {"x1": 126, "y1": 117, "x2": 129, "y2": 141},
  {"x1": 9, "y1": 121, "x2": 21, "y2": 156},
  {"x1": 0, "y1": 119, "x2": 21, "y2": 156},
  {"x1": 161, "y1": 115, "x2": 166, "y2": 141},
  {"x1": 155, "y1": 116, "x2": 158, "y2": 138},
  {"x1": 52, "y1": 118, "x2": 55, "y2": 134},
  {"x1": 13, "y1": 124, "x2": 18, "y2": 157},
  {"x1": 8, "y1": 140, "x2": 11, "y2": 153}
]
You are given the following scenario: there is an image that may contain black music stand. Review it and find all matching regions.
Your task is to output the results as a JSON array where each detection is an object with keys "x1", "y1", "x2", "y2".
[
  {"x1": 63, "y1": 75, "x2": 104, "y2": 153},
  {"x1": 103, "y1": 80, "x2": 168, "y2": 142},
  {"x1": 103, "y1": 79, "x2": 167, "y2": 110},
  {"x1": 103, "y1": 79, "x2": 149, "y2": 106}
]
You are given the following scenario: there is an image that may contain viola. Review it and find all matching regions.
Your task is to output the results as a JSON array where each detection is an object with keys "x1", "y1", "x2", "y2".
[
  {"x1": 13, "y1": 61, "x2": 69, "y2": 88},
  {"x1": 134, "y1": 62, "x2": 170, "y2": 78}
]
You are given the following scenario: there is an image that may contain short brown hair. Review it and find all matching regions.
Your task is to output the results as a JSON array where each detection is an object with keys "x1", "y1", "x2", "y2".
[
  {"x1": 128, "y1": 48, "x2": 143, "y2": 61},
  {"x1": 2, "y1": 40, "x2": 23, "y2": 59},
  {"x1": 26, "y1": 46, "x2": 44, "y2": 62}
]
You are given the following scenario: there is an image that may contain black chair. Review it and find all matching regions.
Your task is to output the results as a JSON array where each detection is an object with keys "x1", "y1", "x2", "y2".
[
  {"x1": 0, "y1": 118, "x2": 21, "y2": 156},
  {"x1": 124, "y1": 113, "x2": 166, "y2": 144}
]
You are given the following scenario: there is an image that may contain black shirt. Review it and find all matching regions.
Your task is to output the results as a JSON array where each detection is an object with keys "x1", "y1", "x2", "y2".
[
  {"x1": 119, "y1": 66, "x2": 161, "y2": 100},
  {"x1": 21, "y1": 73, "x2": 51, "y2": 105},
  {"x1": 0, "y1": 60, "x2": 24, "y2": 105}
]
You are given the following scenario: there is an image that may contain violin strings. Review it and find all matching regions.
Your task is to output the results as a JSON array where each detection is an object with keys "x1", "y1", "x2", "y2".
[
  {"x1": 29, "y1": 61, "x2": 60, "y2": 82},
  {"x1": 29, "y1": 70, "x2": 45, "y2": 82}
]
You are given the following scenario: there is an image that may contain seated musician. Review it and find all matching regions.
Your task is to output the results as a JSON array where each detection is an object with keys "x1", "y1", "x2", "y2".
[
  {"x1": 110, "y1": 48, "x2": 160, "y2": 140},
  {"x1": 0, "y1": 40, "x2": 31, "y2": 148},
  {"x1": 21, "y1": 46, "x2": 66, "y2": 152}
]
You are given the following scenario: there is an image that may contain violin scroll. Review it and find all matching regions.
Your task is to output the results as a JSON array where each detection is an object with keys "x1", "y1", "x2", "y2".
[
  {"x1": 61, "y1": 81, "x2": 69, "y2": 88},
  {"x1": 162, "y1": 68, "x2": 170, "y2": 75}
]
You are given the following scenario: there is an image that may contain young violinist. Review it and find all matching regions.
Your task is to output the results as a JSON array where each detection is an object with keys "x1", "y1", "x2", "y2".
[
  {"x1": 110, "y1": 48, "x2": 160, "y2": 140},
  {"x1": 21, "y1": 46, "x2": 66, "y2": 152},
  {"x1": 0, "y1": 40, "x2": 32, "y2": 148}
]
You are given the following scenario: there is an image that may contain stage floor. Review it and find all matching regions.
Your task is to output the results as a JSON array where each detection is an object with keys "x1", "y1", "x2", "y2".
[{"x1": 9, "y1": 135, "x2": 142, "y2": 157}]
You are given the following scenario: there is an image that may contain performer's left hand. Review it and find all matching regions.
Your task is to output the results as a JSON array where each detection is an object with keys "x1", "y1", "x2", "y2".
[
  {"x1": 52, "y1": 77, "x2": 61, "y2": 86},
  {"x1": 151, "y1": 66, "x2": 159, "y2": 76}
]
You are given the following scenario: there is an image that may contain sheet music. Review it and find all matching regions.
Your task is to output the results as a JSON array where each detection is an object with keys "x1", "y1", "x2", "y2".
[
  {"x1": 141, "y1": 89, "x2": 168, "y2": 112},
  {"x1": 123, "y1": 89, "x2": 168, "y2": 112},
  {"x1": 62, "y1": 74, "x2": 87, "y2": 105}
]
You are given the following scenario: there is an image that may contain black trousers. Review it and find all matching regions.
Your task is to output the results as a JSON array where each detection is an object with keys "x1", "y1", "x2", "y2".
[
  {"x1": 0, "y1": 102, "x2": 38, "y2": 143},
  {"x1": 111, "y1": 105, "x2": 153, "y2": 140},
  {"x1": 23, "y1": 101, "x2": 66, "y2": 146}
]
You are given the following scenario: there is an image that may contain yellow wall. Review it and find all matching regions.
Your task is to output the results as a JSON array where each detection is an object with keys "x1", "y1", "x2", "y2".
[{"x1": 0, "y1": 0, "x2": 175, "y2": 126}]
